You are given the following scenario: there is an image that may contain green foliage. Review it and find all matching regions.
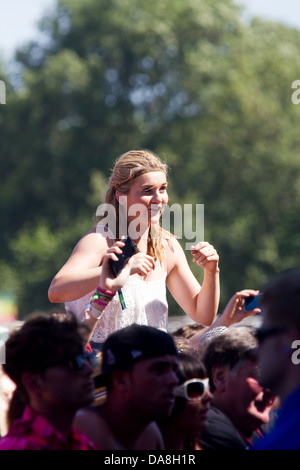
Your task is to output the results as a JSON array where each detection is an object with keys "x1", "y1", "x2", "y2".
[{"x1": 1, "y1": 0, "x2": 300, "y2": 318}]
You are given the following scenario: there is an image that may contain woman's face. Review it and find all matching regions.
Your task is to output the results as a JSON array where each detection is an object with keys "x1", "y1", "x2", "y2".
[
  {"x1": 179, "y1": 387, "x2": 212, "y2": 436},
  {"x1": 117, "y1": 171, "x2": 168, "y2": 229}
]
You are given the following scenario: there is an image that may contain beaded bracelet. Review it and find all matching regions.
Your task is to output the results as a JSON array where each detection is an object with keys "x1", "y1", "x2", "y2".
[
  {"x1": 89, "y1": 294, "x2": 110, "y2": 320},
  {"x1": 92, "y1": 297, "x2": 109, "y2": 308},
  {"x1": 96, "y1": 286, "x2": 115, "y2": 297},
  {"x1": 89, "y1": 286, "x2": 116, "y2": 320},
  {"x1": 94, "y1": 291, "x2": 113, "y2": 302}
]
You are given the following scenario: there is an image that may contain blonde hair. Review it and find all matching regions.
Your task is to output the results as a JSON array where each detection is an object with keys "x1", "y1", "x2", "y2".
[{"x1": 98, "y1": 149, "x2": 170, "y2": 263}]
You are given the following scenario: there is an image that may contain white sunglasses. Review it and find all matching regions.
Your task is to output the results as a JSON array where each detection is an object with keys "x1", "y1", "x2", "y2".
[{"x1": 174, "y1": 378, "x2": 210, "y2": 401}]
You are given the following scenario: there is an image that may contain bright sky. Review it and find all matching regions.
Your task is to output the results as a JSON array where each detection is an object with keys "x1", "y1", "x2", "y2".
[
  {"x1": 0, "y1": 0, "x2": 300, "y2": 63},
  {"x1": 0, "y1": 0, "x2": 55, "y2": 63}
]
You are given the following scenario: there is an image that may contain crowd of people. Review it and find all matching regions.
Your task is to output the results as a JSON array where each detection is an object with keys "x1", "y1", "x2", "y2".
[{"x1": 0, "y1": 149, "x2": 299, "y2": 450}]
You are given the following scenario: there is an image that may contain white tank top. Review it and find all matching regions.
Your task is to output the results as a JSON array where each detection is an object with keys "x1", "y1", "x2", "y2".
[{"x1": 65, "y1": 273, "x2": 168, "y2": 343}]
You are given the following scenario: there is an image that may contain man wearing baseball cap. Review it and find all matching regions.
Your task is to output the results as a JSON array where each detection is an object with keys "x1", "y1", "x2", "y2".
[{"x1": 74, "y1": 323, "x2": 179, "y2": 450}]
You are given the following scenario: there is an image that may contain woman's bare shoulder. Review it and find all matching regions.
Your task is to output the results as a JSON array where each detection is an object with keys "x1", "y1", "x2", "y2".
[
  {"x1": 74, "y1": 225, "x2": 115, "y2": 252},
  {"x1": 163, "y1": 231, "x2": 187, "y2": 271}
]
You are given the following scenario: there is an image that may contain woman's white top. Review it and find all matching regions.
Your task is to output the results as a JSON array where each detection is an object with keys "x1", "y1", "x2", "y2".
[{"x1": 64, "y1": 273, "x2": 168, "y2": 343}]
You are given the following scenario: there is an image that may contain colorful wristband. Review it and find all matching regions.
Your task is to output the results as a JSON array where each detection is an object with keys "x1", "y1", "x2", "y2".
[
  {"x1": 90, "y1": 296, "x2": 109, "y2": 308},
  {"x1": 96, "y1": 286, "x2": 115, "y2": 297},
  {"x1": 94, "y1": 291, "x2": 113, "y2": 302}
]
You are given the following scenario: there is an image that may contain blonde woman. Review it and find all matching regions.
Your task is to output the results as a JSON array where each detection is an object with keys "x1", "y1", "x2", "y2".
[{"x1": 48, "y1": 150, "x2": 220, "y2": 349}]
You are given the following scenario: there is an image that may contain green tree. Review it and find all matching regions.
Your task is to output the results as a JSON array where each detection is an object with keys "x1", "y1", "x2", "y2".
[{"x1": 1, "y1": 0, "x2": 300, "y2": 318}]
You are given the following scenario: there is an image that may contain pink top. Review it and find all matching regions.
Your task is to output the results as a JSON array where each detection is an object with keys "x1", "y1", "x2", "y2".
[{"x1": 0, "y1": 405, "x2": 98, "y2": 450}]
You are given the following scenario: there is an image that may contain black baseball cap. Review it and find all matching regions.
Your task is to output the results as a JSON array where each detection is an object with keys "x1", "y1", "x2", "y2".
[{"x1": 94, "y1": 324, "x2": 178, "y2": 388}]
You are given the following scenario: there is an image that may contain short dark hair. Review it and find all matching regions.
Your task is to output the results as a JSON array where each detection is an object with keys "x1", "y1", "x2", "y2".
[
  {"x1": 175, "y1": 351, "x2": 206, "y2": 384},
  {"x1": 261, "y1": 267, "x2": 300, "y2": 329},
  {"x1": 202, "y1": 326, "x2": 258, "y2": 392}
]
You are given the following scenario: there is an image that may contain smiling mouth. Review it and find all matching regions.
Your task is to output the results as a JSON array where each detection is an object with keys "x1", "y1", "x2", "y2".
[{"x1": 149, "y1": 206, "x2": 162, "y2": 213}]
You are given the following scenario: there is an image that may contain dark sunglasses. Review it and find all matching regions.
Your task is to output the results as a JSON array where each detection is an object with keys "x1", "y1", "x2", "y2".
[
  {"x1": 255, "y1": 326, "x2": 287, "y2": 345},
  {"x1": 44, "y1": 351, "x2": 98, "y2": 373},
  {"x1": 174, "y1": 378, "x2": 209, "y2": 401}
]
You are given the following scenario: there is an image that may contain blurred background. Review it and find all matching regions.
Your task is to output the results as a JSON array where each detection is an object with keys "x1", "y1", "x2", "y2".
[{"x1": 0, "y1": 0, "x2": 300, "y2": 329}]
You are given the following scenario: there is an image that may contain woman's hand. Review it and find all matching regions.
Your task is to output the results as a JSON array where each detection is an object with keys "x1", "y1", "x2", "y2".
[
  {"x1": 188, "y1": 289, "x2": 261, "y2": 348},
  {"x1": 98, "y1": 240, "x2": 131, "y2": 292},
  {"x1": 127, "y1": 251, "x2": 155, "y2": 277},
  {"x1": 190, "y1": 241, "x2": 220, "y2": 273},
  {"x1": 98, "y1": 241, "x2": 155, "y2": 292},
  {"x1": 218, "y1": 289, "x2": 261, "y2": 327}
]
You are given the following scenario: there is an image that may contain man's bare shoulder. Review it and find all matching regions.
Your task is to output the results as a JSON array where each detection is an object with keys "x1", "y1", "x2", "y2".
[
  {"x1": 74, "y1": 407, "x2": 165, "y2": 450},
  {"x1": 73, "y1": 405, "x2": 116, "y2": 449},
  {"x1": 134, "y1": 421, "x2": 165, "y2": 450}
]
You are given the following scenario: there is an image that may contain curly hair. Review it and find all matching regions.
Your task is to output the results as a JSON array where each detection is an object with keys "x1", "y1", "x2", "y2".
[{"x1": 3, "y1": 313, "x2": 89, "y2": 428}]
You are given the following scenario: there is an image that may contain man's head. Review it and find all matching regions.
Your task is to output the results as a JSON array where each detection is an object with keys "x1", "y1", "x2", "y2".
[
  {"x1": 202, "y1": 326, "x2": 275, "y2": 436},
  {"x1": 94, "y1": 324, "x2": 179, "y2": 419},
  {"x1": 3, "y1": 314, "x2": 96, "y2": 412},
  {"x1": 257, "y1": 267, "x2": 300, "y2": 399}
]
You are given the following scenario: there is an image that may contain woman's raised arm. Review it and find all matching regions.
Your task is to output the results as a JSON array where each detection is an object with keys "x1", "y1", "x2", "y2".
[
  {"x1": 166, "y1": 238, "x2": 220, "y2": 326},
  {"x1": 48, "y1": 229, "x2": 110, "y2": 303}
]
